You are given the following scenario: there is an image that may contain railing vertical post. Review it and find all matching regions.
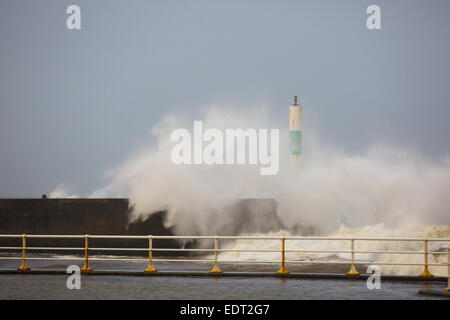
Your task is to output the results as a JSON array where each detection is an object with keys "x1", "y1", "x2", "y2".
[
  {"x1": 80, "y1": 234, "x2": 92, "y2": 272},
  {"x1": 445, "y1": 247, "x2": 449, "y2": 292},
  {"x1": 419, "y1": 239, "x2": 433, "y2": 277},
  {"x1": 17, "y1": 234, "x2": 30, "y2": 271},
  {"x1": 346, "y1": 239, "x2": 359, "y2": 276},
  {"x1": 210, "y1": 236, "x2": 222, "y2": 273},
  {"x1": 276, "y1": 235, "x2": 289, "y2": 274},
  {"x1": 144, "y1": 235, "x2": 157, "y2": 273}
]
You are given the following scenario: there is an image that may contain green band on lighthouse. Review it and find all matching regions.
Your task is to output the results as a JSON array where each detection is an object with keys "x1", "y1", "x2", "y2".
[{"x1": 290, "y1": 131, "x2": 302, "y2": 155}]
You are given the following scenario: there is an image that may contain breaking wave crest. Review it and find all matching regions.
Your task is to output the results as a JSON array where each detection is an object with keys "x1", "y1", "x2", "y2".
[
  {"x1": 218, "y1": 224, "x2": 450, "y2": 276},
  {"x1": 84, "y1": 106, "x2": 450, "y2": 275}
]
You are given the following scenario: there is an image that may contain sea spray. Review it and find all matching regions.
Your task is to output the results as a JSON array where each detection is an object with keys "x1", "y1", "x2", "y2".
[
  {"x1": 216, "y1": 225, "x2": 450, "y2": 276},
  {"x1": 89, "y1": 105, "x2": 450, "y2": 237},
  {"x1": 50, "y1": 105, "x2": 450, "y2": 275}
]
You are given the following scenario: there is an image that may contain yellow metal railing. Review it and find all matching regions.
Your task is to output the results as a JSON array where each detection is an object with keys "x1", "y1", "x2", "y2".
[
  {"x1": 17, "y1": 234, "x2": 30, "y2": 271},
  {"x1": 144, "y1": 235, "x2": 156, "y2": 273},
  {"x1": 276, "y1": 236, "x2": 289, "y2": 274},
  {"x1": 346, "y1": 239, "x2": 359, "y2": 276},
  {"x1": 444, "y1": 246, "x2": 450, "y2": 292},
  {"x1": 0, "y1": 234, "x2": 449, "y2": 286},
  {"x1": 210, "y1": 236, "x2": 222, "y2": 273},
  {"x1": 80, "y1": 235, "x2": 92, "y2": 272}
]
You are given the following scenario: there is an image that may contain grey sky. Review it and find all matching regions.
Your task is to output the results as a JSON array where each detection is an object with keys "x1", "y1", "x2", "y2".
[{"x1": 0, "y1": 0, "x2": 449, "y2": 197}]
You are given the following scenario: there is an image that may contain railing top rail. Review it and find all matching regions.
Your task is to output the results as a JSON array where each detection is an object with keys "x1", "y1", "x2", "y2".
[
  {"x1": 0, "y1": 233, "x2": 450, "y2": 242},
  {"x1": 2, "y1": 233, "x2": 450, "y2": 282},
  {"x1": 0, "y1": 234, "x2": 86, "y2": 239},
  {"x1": 285, "y1": 237, "x2": 450, "y2": 241}
]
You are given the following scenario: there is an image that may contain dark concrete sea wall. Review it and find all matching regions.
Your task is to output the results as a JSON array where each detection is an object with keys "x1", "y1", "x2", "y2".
[
  {"x1": 0, "y1": 198, "x2": 178, "y2": 255},
  {"x1": 0, "y1": 198, "x2": 285, "y2": 256}
]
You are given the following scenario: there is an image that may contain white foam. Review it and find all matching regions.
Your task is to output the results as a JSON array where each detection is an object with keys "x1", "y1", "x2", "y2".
[
  {"x1": 87, "y1": 105, "x2": 450, "y2": 275},
  {"x1": 218, "y1": 225, "x2": 450, "y2": 276}
]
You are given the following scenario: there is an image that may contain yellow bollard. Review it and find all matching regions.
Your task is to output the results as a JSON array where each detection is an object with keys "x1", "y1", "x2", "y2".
[
  {"x1": 276, "y1": 236, "x2": 289, "y2": 274},
  {"x1": 419, "y1": 240, "x2": 433, "y2": 277},
  {"x1": 209, "y1": 236, "x2": 222, "y2": 273},
  {"x1": 346, "y1": 239, "x2": 359, "y2": 276},
  {"x1": 445, "y1": 247, "x2": 449, "y2": 292},
  {"x1": 144, "y1": 235, "x2": 157, "y2": 273},
  {"x1": 17, "y1": 234, "x2": 30, "y2": 271},
  {"x1": 80, "y1": 234, "x2": 92, "y2": 272}
]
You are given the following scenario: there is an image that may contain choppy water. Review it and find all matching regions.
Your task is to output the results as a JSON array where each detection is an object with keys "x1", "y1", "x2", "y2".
[
  {"x1": 0, "y1": 255, "x2": 447, "y2": 299},
  {"x1": 0, "y1": 274, "x2": 446, "y2": 300}
]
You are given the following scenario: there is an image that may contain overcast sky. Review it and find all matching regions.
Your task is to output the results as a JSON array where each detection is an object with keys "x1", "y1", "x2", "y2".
[{"x1": 0, "y1": 0, "x2": 449, "y2": 197}]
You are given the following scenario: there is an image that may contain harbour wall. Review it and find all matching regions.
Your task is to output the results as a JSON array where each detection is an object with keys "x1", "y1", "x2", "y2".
[{"x1": 0, "y1": 198, "x2": 284, "y2": 256}]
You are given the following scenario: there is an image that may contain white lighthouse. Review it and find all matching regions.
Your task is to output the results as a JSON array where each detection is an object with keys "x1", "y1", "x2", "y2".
[{"x1": 289, "y1": 96, "x2": 302, "y2": 168}]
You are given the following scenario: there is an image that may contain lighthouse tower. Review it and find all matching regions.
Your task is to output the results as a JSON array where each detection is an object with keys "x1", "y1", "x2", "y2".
[{"x1": 289, "y1": 96, "x2": 302, "y2": 168}]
